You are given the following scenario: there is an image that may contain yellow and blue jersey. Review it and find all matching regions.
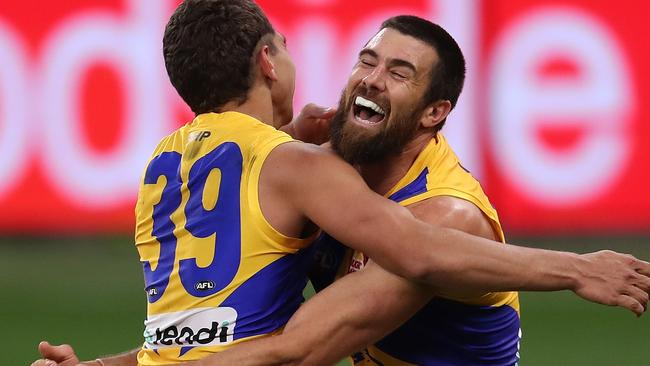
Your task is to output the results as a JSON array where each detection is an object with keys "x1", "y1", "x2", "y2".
[
  {"x1": 134, "y1": 112, "x2": 315, "y2": 365},
  {"x1": 312, "y1": 134, "x2": 521, "y2": 366}
]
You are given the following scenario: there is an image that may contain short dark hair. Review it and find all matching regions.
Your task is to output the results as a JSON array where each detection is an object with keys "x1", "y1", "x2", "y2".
[
  {"x1": 381, "y1": 16, "x2": 466, "y2": 132},
  {"x1": 163, "y1": 0, "x2": 276, "y2": 114}
]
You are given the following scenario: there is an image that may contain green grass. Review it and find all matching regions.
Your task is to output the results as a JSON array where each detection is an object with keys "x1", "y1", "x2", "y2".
[{"x1": 2, "y1": 236, "x2": 648, "y2": 365}]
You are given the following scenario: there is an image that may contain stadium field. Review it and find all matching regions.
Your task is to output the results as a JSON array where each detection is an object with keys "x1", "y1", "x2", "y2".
[{"x1": 2, "y1": 236, "x2": 648, "y2": 365}]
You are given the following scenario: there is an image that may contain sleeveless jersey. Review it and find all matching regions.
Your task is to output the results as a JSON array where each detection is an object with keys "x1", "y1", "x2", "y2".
[
  {"x1": 134, "y1": 112, "x2": 314, "y2": 365},
  {"x1": 313, "y1": 134, "x2": 521, "y2": 366}
]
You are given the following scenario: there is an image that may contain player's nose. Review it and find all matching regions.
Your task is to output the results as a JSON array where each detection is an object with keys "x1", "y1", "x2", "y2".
[{"x1": 361, "y1": 66, "x2": 387, "y2": 92}]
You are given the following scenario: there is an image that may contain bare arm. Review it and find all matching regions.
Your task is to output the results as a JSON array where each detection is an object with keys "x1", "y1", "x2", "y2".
[
  {"x1": 186, "y1": 196, "x2": 501, "y2": 366},
  {"x1": 31, "y1": 342, "x2": 139, "y2": 366},
  {"x1": 179, "y1": 193, "x2": 650, "y2": 366},
  {"x1": 184, "y1": 262, "x2": 430, "y2": 366},
  {"x1": 263, "y1": 142, "x2": 650, "y2": 313},
  {"x1": 263, "y1": 197, "x2": 499, "y2": 365},
  {"x1": 279, "y1": 198, "x2": 650, "y2": 364}
]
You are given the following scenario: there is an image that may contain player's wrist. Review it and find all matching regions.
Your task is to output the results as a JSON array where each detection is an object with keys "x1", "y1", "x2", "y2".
[
  {"x1": 547, "y1": 250, "x2": 583, "y2": 291},
  {"x1": 519, "y1": 248, "x2": 581, "y2": 291},
  {"x1": 80, "y1": 359, "x2": 104, "y2": 366}
]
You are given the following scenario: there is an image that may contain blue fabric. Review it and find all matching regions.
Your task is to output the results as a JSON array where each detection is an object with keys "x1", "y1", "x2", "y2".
[
  {"x1": 387, "y1": 168, "x2": 429, "y2": 203},
  {"x1": 375, "y1": 297, "x2": 520, "y2": 366},
  {"x1": 308, "y1": 233, "x2": 347, "y2": 292},
  {"x1": 220, "y1": 246, "x2": 314, "y2": 340}
]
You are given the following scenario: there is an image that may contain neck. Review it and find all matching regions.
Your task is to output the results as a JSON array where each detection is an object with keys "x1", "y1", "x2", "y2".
[
  {"x1": 218, "y1": 83, "x2": 275, "y2": 127},
  {"x1": 359, "y1": 132, "x2": 434, "y2": 195}
]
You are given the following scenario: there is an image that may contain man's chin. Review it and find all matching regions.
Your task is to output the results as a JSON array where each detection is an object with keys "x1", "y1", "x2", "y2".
[
  {"x1": 341, "y1": 122, "x2": 380, "y2": 144},
  {"x1": 332, "y1": 131, "x2": 381, "y2": 165}
]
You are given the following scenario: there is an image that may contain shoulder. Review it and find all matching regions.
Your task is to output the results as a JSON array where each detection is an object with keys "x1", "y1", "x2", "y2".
[
  {"x1": 269, "y1": 140, "x2": 338, "y2": 160},
  {"x1": 406, "y1": 195, "x2": 496, "y2": 240},
  {"x1": 265, "y1": 141, "x2": 355, "y2": 178},
  {"x1": 261, "y1": 141, "x2": 363, "y2": 198}
]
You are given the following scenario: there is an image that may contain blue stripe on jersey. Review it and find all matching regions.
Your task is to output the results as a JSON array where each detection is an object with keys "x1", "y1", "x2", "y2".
[
  {"x1": 387, "y1": 168, "x2": 429, "y2": 203},
  {"x1": 220, "y1": 245, "x2": 315, "y2": 340},
  {"x1": 374, "y1": 297, "x2": 520, "y2": 366}
]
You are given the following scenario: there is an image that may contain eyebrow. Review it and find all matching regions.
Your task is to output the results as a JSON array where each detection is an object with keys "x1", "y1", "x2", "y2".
[{"x1": 359, "y1": 48, "x2": 417, "y2": 73}]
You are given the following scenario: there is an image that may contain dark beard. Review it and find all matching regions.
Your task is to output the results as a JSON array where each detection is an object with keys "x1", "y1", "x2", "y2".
[{"x1": 330, "y1": 91, "x2": 422, "y2": 165}]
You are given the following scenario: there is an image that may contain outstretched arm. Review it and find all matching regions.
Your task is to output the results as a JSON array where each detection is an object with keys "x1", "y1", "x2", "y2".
[
  {"x1": 264, "y1": 142, "x2": 650, "y2": 315},
  {"x1": 187, "y1": 196, "x2": 650, "y2": 366}
]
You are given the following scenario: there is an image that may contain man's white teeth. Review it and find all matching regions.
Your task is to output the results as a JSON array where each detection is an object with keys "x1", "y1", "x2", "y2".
[{"x1": 355, "y1": 96, "x2": 385, "y2": 115}]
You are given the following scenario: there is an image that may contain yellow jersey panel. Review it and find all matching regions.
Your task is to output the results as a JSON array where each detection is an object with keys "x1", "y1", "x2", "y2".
[
  {"x1": 384, "y1": 134, "x2": 504, "y2": 242},
  {"x1": 134, "y1": 112, "x2": 314, "y2": 365},
  {"x1": 334, "y1": 134, "x2": 521, "y2": 366}
]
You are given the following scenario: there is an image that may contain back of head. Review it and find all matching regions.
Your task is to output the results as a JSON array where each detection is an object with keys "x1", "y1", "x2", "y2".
[
  {"x1": 164, "y1": 0, "x2": 275, "y2": 115},
  {"x1": 381, "y1": 16, "x2": 465, "y2": 130}
]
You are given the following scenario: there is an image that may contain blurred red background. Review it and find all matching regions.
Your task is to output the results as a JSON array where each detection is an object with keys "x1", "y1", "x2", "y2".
[{"x1": 0, "y1": 0, "x2": 648, "y2": 235}]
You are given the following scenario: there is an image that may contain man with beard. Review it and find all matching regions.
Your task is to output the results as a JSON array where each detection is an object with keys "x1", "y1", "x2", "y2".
[
  {"x1": 234, "y1": 15, "x2": 522, "y2": 366},
  {"x1": 33, "y1": 5, "x2": 650, "y2": 366},
  {"x1": 318, "y1": 15, "x2": 520, "y2": 365},
  {"x1": 133, "y1": 15, "x2": 647, "y2": 366}
]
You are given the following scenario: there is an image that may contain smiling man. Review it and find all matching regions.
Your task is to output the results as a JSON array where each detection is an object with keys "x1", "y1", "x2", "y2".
[
  {"x1": 166, "y1": 16, "x2": 647, "y2": 366},
  {"x1": 32, "y1": 4, "x2": 650, "y2": 366},
  {"x1": 322, "y1": 16, "x2": 521, "y2": 365}
]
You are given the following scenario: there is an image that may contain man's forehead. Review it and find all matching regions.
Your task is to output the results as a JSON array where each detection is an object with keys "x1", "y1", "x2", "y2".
[
  {"x1": 365, "y1": 28, "x2": 390, "y2": 49},
  {"x1": 364, "y1": 28, "x2": 438, "y2": 65}
]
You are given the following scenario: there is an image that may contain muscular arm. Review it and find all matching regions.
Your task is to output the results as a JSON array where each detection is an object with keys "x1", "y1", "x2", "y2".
[
  {"x1": 187, "y1": 196, "x2": 500, "y2": 366},
  {"x1": 190, "y1": 190, "x2": 650, "y2": 365},
  {"x1": 272, "y1": 197, "x2": 500, "y2": 365},
  {"x1": 185, "y1": 263, "x2": 430, "y2": 366},
  {"x1": 261, "y1": 142, "x2": 650, "y2": 310}
]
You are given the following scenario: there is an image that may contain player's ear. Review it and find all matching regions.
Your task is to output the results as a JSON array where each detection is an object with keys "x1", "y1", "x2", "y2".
[
  {"x1": 419, "y1": 100, "x2": 451, "y2": 129},
  {"x1": 258, "y1": 45, "x2": 278, "y2": 82}
]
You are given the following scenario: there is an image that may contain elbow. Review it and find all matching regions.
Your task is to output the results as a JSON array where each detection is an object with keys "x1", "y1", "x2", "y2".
[
  {"x1": 383, "y1": 252, "x2": 434, "y2": 284},
  {"x1": 403, "y1": 260, "x2": 435, "y2": 284},
  {"x1": 402, "y1": 251, "x2": 459, "y2": 287}
]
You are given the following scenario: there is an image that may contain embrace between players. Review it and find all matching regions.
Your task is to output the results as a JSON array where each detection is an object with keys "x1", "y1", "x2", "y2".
[{"x1": 33, "y1": 1, "x2": 650, "y2": 365}]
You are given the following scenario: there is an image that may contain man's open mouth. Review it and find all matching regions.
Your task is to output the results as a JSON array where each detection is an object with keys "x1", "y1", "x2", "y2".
[{"x1": 352, "y1": 96, "x2": 386, "y2": 124}]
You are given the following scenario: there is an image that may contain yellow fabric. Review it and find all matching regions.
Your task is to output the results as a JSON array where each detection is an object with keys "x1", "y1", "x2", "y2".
[
  {"x1": 134, "y1": 112, "x2": 312, "y2": 365},
  {"x1": 348, "y1": 134, "x2": 520, "y2": 365}
]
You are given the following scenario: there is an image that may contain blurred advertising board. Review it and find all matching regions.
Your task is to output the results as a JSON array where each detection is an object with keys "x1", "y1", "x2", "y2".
[{"x1": 0, "y1": 0, "x2": 647, "y2": 234}]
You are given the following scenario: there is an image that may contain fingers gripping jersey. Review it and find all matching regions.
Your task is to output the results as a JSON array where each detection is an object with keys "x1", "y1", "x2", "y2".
[
  {"x1": 134, "y1": 112, "x2": 314, "y2": 365},
  {"x1": 314, "y1": 134, "x2": 521, "y2": 366}
]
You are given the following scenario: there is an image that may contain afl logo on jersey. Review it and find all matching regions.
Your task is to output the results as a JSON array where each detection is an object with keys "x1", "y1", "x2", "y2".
[
  {"x1": 195, "y1": 281, "x2": 215, "y2": 291},
  {"x1": 146, "y1": 287, "x2": 158, "y2": 297}
]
